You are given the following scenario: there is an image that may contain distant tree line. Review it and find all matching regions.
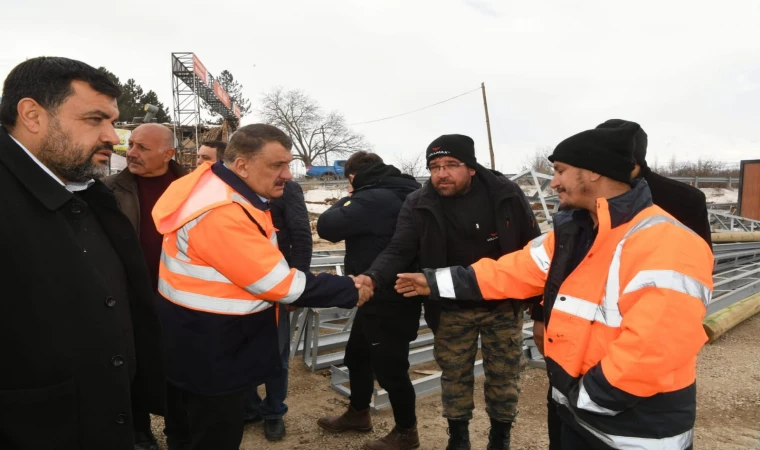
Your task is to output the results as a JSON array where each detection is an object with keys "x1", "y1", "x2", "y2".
[
  {"x1": 522, "y1": 147, "x2": 740, "y2": 188},
  {"x1": 98, "y1": 67, "x2": 171, "y2": 123}
]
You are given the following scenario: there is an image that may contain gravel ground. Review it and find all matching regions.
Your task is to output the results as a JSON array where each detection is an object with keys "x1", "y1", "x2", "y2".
[{"x1": 149, "y1": 313, "x2": 760, "y2": 450}]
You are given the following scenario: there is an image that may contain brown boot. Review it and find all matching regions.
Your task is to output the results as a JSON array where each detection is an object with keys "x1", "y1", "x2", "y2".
[
  {"x1": 317, "y1": 406, "x2": 373, "y2": 433},
  {"x1": 364, "y1": 425, "x2": 420, "y2": 450}
]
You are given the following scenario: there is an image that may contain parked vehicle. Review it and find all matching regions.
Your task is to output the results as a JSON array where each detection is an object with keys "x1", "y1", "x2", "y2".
[{"x1": 305, "y1": 160, "x2": 347, "y2": 180}]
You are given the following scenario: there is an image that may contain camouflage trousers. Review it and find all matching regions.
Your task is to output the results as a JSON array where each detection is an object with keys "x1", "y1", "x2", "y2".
[{"x1": 433, "y1": 301, "x2": 524, "y2": 422}]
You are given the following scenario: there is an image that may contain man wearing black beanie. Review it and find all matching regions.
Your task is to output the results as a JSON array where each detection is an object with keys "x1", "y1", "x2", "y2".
[
  {"x1": 356, "y1": 134, "x2": 542, "y2": 450},
  {"x1": 395, "y1": 123, "x2": 713, "y2": 450}
]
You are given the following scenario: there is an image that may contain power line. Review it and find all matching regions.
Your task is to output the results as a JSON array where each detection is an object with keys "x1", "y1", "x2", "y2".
[{"x1": 348, "y1": 86, "x2": 481, "y2": 126}]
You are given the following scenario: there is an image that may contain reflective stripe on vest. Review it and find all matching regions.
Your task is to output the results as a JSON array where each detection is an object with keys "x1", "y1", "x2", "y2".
[
  {"x1": 556, "y1": 214, "x2": 711, "y2": 327},
  {"x1": 436, "y1": 268, "x2": 456, "y2": 298},
  {"x1": 529, "y1": 233, "x2": 551, "y2": 274},
  {"x1": 552, "y1": 388, "x2": 693, "y2": 450},
  {"x1": 158, "y1": 278, "x2": 274, "y2": 315}
]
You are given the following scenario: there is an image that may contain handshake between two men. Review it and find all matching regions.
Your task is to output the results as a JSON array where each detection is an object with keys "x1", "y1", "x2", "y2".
[{"x1": 351, "y1": 273, "x2": 431, "y2": 306}]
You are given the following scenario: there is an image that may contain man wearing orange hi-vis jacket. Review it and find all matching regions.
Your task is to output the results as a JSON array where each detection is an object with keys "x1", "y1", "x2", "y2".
[
  {"x1": 152, "y1": 124, "x2": 371, "y2": 450},
  {"x1": 394, "y1": 122, "x2": 713, "y2": 450}
]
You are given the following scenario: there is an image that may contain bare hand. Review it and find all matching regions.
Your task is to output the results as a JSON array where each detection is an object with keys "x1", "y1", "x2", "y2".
[
  {"x1": 349, "y1": 275, "x2": 374, "y2": 306},
  {"x1": 357, "y1": 284, "x2": 373, "y2": 306},
  {"x1": 353, "y1": 274, "x2": 376, "y2": 291},
  {"x1": 395, "y1": 273, "x2": 430, "y2": 297},
  {"x1": 532, "y1": 320, "x2": 545, "y2": 356}
]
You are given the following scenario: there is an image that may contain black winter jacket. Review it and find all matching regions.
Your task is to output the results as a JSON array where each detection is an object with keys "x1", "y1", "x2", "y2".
[
  {"x1": 364, "y1": 164, "x2": 542, "y2": 332},
  {"x1": 270, "y1": 181, "x2": 312, "y2": 273},
  {"x1": 639, "y1": 166, "x2": 712, "y2": 248},
  {"x1": 318, "y1": 164, "x2": 422, "y2": 316},
  {"x1": 0, "y1": 128, "x2": 166, "y2": 450}
]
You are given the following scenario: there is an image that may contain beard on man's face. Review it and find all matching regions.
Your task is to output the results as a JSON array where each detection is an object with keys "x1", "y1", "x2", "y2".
[{"x1": 38, "y1": 118, "x2": 112, "y2": 183}]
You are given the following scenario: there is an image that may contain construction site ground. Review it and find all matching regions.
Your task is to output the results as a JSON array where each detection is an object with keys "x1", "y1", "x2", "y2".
[{"x1": 148, "y1": 277, "x2": 760, "y2": 449}]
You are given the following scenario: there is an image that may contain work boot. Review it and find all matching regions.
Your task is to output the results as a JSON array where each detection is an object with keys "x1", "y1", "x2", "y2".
[
  {"x1": 264, "y1": 418, "x2": 286, "y2": 441},
  {"x1": 317, "y1": 405, "x2": 373, "y2": 433},
  {"x1": 486, "y1": 418, "x2": 512, "y2": 450},
  {"x1": 364, "y1": 424, "x2": 420, "y2": 450},
  {"x1": 445, "y1": 419, "x2": 470, "y2": 450}
]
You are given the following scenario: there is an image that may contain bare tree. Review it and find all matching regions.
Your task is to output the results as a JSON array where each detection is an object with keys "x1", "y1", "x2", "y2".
[
  {"x1": 259, "y1": 87, "x2": 370, "y2": 166},
  {"x1": 395, "y1": 153, "x2": 426, "y2": 177},
  {"x1": 521, "y1": 147, "x2": 554, "y2": 174}
]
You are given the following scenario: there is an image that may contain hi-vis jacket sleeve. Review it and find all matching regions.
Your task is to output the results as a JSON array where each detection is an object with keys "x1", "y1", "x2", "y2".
[
  {"x1": 423, "y1": 232, "x2": 553, "y2": 301},
  {"x1": 570, "y1": 224, "x2": 713, "y2": 414},
  {"x1": 189, "y1": 204, "x2": 358, "y2": 309}
]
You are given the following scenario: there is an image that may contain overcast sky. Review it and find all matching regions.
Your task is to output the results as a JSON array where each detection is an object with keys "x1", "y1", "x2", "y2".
[{"x1": 2, "y1": 0, "x2": 759, "y2": 173}]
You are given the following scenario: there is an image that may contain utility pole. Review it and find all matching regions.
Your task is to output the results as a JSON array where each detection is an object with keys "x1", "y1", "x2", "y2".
[
  {"x1": 320, "y1": 126, "x2": 328, "y2": 166},
  {"x1": 481, "y1": 82, "x2": 495, "y2": 169}
]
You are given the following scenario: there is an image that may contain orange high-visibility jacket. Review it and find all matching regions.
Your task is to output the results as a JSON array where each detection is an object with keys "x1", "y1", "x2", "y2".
[
  {"x1": 154, "y1": 165, "x2": 302, "y2": 315},
  {"x1": 151, "y1": 163, "x2": 357, "y2": 395},
  {"x1": 424, "y1": 181, "x2": 713, "y2": 450}
]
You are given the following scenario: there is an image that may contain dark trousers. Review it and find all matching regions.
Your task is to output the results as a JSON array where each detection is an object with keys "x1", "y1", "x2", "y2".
[
  {"x1": 165, "y1": 382, "x2": 245, "y2": 450},
  {"x1": 561, "y1": 423, "x2": 594, "y2": 450},
  {"x1": 547, "y1": 387, "x2": 562, "y2": 450},
  {"x1": 344, "y1": 308, "x2": 418, "y2": 429},
  {"x1": 133, "y1": 384, "x2": 186, "y2": 444},
  {"x1": 243, "y1": 310, "x2": 290, "y2": 420},
  {"x1": 132, "y1": 409, "x2": 152, "y2": 436}
]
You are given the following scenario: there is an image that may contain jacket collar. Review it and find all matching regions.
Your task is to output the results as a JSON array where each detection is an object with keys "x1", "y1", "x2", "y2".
[
  {"x1": 210, "y1": 161, "x2": 269, "y2": 212},
  {"x1": 553, "y1": 178, "x2": 653, "y2": 231},
  {"x1": 0, "y1": 127, "x2": 73, "y2": 211},
  {"x1": 112, "y1": 159, "x2": 189, "y2": 192},
  {"x1": 604, "y1": 178, "x2": 653, "y2": 228}
]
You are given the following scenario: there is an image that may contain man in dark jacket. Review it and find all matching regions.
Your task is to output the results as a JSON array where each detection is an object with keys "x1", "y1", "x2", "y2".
[
  {"x1": 316, "y1": 152, "x2": 422, "y2": 450},
  {"x1": 0, "y1": 57, "x2": 165, "y2": 450},
  {"x1": 104, "y1": 123, "x2": 188, "y2": 450},
  {"x1": 355, "y1": 136, "x2": 541, "y2": 450},
  {"x1": 243, "y1": 180, "x2": 312, "y2": 441}
]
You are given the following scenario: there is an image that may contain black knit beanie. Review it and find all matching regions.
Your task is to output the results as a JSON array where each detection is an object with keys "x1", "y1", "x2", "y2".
[
  {"x1": 548, "y1": 122, "x2": 640, "y2": 184},
  {"x1": 596, "y1": 119, "x2": 648, "y2": 169},
  {"x1": 426, "y1": 134, "x2": 477, "y2": 167}
]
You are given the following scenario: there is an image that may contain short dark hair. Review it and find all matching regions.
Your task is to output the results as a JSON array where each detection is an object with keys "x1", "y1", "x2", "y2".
[
  {"x1": 1, "y1": 56, "x2": 122, "y2": 129},
  {"x1": 201, "y1": 140, "x2": 227, "y2": 161},
  {"x1": 224, "y1": 124, "x2": 293, "y2": 163},
  {"x1": 344, "y1": 151, "x2": 383, "y2": 177}
]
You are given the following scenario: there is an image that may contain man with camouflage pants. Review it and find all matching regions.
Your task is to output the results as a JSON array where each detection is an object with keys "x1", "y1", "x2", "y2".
[{"x1": 356, "y1": 134, "x2": 541, "y2": 450}]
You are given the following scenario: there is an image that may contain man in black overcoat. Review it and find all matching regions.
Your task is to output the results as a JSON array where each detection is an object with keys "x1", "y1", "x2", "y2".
[{"x1": 0, "y1": 56, "x2": 165, "y2": 450}]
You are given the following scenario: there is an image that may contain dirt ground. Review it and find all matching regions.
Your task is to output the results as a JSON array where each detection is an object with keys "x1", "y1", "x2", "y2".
[{"x1": 148, "y1": 312, "x2": 760, "y2": 450}]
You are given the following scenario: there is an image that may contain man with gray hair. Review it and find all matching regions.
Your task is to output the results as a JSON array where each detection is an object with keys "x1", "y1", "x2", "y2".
[
  {"x1": 151, "y1": 123, "x2": 371, "y2": 450},
  {"x1": 104, "y1": 123, "x2": 188, "y2": 450}
]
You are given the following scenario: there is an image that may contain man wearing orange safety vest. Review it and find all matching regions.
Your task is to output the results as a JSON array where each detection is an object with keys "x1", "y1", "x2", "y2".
[
  {"x1": 152, "y1": 124, "x2": 371, "y2": 450},
  {"x1": 394, "y1": 122, "x2": 713, "y2": 450}
]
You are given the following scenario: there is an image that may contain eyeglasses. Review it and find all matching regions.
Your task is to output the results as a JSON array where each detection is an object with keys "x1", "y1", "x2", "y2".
[{"x1": 427, "y1": 162, "x2": 466, "y2": 174}]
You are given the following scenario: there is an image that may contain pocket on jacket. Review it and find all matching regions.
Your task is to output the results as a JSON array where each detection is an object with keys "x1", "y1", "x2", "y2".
[{"x1": 0, "y1": 378, "x2": 78, "y2": 450}]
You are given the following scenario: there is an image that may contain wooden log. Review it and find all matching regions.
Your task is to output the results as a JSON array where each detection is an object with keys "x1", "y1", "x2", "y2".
[
  {"x1": 703, "y1": 292, "x2": 760, "y2": 342},
  {"x1": 712, "y1": 232, "x2": 760, "y2": 242}
]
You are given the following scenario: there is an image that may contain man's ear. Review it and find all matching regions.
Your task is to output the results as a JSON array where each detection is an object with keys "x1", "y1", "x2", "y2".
[
  {"x1": 231, "y1": 156, "x2": 249, "y2": 178},
  {"x1": 165, "y1": 148, "x2": 177, "y2": 162},
  {"x1": 15, "y1": 98, "x2": 45, "y2": 135}
]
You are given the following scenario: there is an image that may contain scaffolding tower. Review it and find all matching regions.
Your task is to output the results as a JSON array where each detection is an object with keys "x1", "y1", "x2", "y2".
[{"x1": 171, "y1": 52, "x2": 242, "y2": 158}]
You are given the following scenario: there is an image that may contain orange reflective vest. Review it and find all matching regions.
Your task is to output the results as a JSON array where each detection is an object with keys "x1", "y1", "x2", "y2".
[
  {"x1": 153, "y1": 164, "x2": 307, "y2": 315},
  {"x1": 426, "y1": 181, "x2": 713, "y2": 450},
  {"x1": 151, "y1": 162, "x2": 357, "y2": 395}
]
